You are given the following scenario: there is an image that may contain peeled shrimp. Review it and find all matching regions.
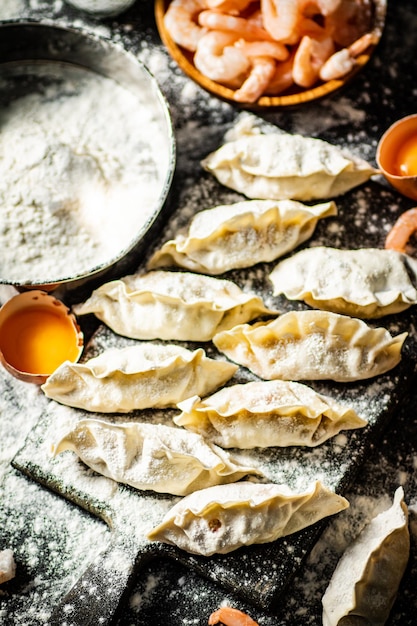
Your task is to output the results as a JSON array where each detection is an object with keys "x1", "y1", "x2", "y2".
[
  {"x1": 260, "y1": 0, "x2": 320, "y2": 44},
  {"x1": 264, "y1": 49, "x2": 295, "y2": 94},
  {"x1": 194, "y1": 30, "x2": 250, "y2": 85},
  {"x1": 198, "y1": 9, "x2": 273, "y2": 41},
  {"x1": 233, "y1": 55, "x2": 276, "y2": 102},
  {"x1": 208, "y1": 606, "x2": 259, "y2": 626},
  {"x1": 164, "y1": 0, "x2": 208, "y2": 52},
  {"x1": 319, "y1": 31, "x2": 377, "y2": 81},
  {"x1": 206, "y1": 0, "x2": 255, "y2": 11},
  {"x1": 293, "y1": 34, "x2": 335, "y2": 87},
  {"x1": 235, "y1": 39, "x2": 289, "y2": 61},
  {"x1": 261, "y1": 0, "x2": 301, "y2": 44},
  {"x1": 385, "y1": 208, "x2": 417, "y2": 254}
]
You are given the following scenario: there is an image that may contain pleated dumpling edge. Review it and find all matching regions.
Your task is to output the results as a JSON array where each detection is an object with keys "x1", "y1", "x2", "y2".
[
  {"x1": 212, "y1": 311, "x2": 407, "y2": 382},
  {"x1": 202, "y1": 126, "x2": 378, "y2": 202},
  {"x1": 147, "y1": 199, "x2": 337, "y2": 275},
  {"x1": 147, "y1": 480, "x2": 349, "y2": 556}
]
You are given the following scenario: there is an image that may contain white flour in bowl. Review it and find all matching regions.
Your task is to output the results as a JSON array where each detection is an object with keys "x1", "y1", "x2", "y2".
[{"x1": 0, "y1": 62, "x2": 171, "y2": 283}]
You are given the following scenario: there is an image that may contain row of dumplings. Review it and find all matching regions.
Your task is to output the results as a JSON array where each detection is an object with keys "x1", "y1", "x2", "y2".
[
  {"x1": 149, "y1": 117, "x2": 417, "y2": 319},
  {"x1": 46, "y1": 117, "x2": 409, "y2": 566},
  {"x1": 146, "y1": 121, "x2": 417, "y2": 318},
  {"x1": 45, "y1": 270, "x2": 385, "y2": 558},
  {"x1": 190, "y1": 118, "x2": 411, "y2": 623},
  {"x1": 42, "y1": 266, "x2": 407, "y2": 406}
]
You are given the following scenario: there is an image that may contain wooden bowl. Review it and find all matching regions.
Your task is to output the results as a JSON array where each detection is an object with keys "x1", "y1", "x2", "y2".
[
  {"x1": 376, "y1": 114, "x2": 417, "y2": 201},
  {"x1": 155, "y1": 0, "x2": 387, "y2": 108}
]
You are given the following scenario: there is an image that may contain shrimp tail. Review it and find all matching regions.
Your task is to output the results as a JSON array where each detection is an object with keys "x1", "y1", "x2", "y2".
[
  {"x1": 319, "y1": 31, "x2": 378, "y2": 81},
  {"x1": 233, "y1": 56, "x2": 276, "y2": 102},
  {"x1": 208, "y1": 606, "x2": 260, "y2": 626},
  {"x1": 385, "y1": 208, "x2": 417, "y2": 253}
]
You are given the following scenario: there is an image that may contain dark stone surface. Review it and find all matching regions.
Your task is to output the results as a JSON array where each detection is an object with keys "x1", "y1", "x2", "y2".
[{"x1": 1, "y1": 1, "x2": 417, "y2": 625}]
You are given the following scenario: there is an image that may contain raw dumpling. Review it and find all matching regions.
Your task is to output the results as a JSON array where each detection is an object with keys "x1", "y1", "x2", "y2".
[
  {"x1": 41, "y1": 343, "x2": 238, "y2": 412},
  {"x1": 322, "y1": 487, "x2": 410, "y2": 626},
  {"x1": 270, "y1": 247, "x2": 417, "y2": 318},
  {"x1": 147, "y1": 480, "x2": 349, "y2": 556},
  {"x1": 202, "y1": 127, "x2": 377, "y2": 202},
  {"x1": 73, "y1": 270, "x2": 277, "y2": 342},
  {"x1": 51, "y1": 418, "x2": 263, "y2": 496},
  {"x1": 175, "y1": 380, "x2": 367, "y2": 448},
  {"x1": 213, "y1": 311, "x2": 407, "y2": 382},
  {"x1": 147, "y1": 199, "x2": 337, "y2": 275}
]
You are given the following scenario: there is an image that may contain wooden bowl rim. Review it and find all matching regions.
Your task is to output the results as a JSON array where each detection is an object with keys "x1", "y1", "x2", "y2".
[{"x1": 155, "y1": 0, "x2": 387, "y2": 108}]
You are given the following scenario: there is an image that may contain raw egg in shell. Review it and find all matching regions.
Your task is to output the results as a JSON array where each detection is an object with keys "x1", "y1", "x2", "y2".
[
  {"x1": 0, "y1": 291, "x2": 83, "y2": 384},
  {"x1": 377, "y1": 113, "x2": 417, "y2": 201}
]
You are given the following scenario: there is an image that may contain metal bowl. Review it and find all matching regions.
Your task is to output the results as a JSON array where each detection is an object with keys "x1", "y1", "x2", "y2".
[{"x1": 0, "y1": 21, "x2": 175, "y2": 298}]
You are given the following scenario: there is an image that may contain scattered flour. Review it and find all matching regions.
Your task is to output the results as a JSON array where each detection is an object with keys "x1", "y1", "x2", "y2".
[
  {"x1": 0, "y1": 1, "x2": 416, "y2": 626},
  {"x1": 0, "y1": 0, "x2": 26, "y2": 19}
]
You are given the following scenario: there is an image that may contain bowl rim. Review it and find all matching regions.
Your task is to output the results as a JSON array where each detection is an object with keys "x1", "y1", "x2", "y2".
[{"x1": 155, "y1": 0, "x2": 387, "y2": 108}]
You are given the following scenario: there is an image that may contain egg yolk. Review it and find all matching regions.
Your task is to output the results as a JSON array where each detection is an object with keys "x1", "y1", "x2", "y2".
[
  {"x1": 395, "y1": 133, "x2": 417, "y2": 176},
  {"x1": 0, "y1": 306, "x2": 80, "y2": 375}
]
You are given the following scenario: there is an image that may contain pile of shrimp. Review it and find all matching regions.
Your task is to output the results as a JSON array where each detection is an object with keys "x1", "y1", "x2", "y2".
[{"x1": 164, "y1": 0, "x2": 377, "y2": 103}]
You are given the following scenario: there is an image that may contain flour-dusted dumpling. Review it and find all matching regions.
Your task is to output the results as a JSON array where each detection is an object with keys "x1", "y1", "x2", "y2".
[
  {"x1": 270, "y1": 247, "x2": 417, "y2": 318},
  {"x1": 147, "y1": 200, "x2": 337, "y2": 275},
  {"x1": 322, "y1": 487, "x2": 410, "y2": 626},
  {"x1": 41, "y1": 343, "x2": 238, "y2": 412},
  {"x1": 213, "y1": 311, "x2": 407, "y2": 382},
  {"x1": 73, "y1": 271, "x2": 277, "y2": 342},
  {"x1": 147, "y1": 480, "x2": 349, "y2": 556},
  {"x1": 175, "y1": 380, "x2": 367, "y2": 449},
  {"x1": 51, "y1": 419, "x2": 263, "y2": 496},
  {"x1": 202, "y1": 127, "x2": 377, "y2": 202}
]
